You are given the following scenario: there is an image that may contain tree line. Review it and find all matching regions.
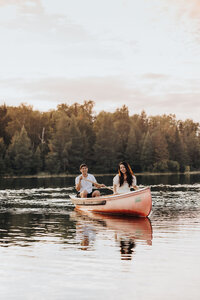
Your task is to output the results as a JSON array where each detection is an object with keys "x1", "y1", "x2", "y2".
[{"x1": 0, "y1": 101, "x2": 200, "y2": 176}]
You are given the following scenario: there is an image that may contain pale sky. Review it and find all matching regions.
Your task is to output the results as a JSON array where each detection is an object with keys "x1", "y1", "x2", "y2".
[{"x1": 0, "y1": 0, "x2": 200, "y2": 121}]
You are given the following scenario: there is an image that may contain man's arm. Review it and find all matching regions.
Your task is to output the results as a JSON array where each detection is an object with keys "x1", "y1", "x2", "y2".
[
  {"x1": 76, "y1": 176, "x2": 82, "y2": 191},
  {"x1": 91, "y1": 175, "x2": 105, "y2": 189},
  {"x1": 94, "y1": 182, "x2": 105, "y2": 189}
]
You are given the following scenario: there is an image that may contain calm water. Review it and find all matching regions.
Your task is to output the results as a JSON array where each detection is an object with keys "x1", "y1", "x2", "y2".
[{"x1": 0, "y1": 174, "x2": 200, "y2": 300}]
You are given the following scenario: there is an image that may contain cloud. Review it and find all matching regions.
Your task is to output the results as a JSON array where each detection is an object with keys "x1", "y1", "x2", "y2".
[
  {"x1": 0, "y1": 0, "x2": 90, "y2": 44},
  {"x1": 0, "y1": 76, "x2": 199, "y2": 121},
  {"x1": 0, "y1": 76, "x2": 138, "y2": 103},
  {"x1": 141, "y1": 73, "x2": 169, "y2": 80},
  {"x1": 160, "y1": 0, "x2": 200, "y2": 32},
  {"x1": 172, "y1": 0, "x2": 200, "y2": 20},
  {"x1": 0, "y1": 0, "x2": 44, "y2": 14}
]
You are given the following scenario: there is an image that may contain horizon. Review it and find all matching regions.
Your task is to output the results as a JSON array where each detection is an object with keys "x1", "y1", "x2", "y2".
[
  {"x1": 0, "y1": 0, "x2": 200, "y2": 122},
  {"x1": 1, "y1": 100, "x2": 199, "y2": 123}
]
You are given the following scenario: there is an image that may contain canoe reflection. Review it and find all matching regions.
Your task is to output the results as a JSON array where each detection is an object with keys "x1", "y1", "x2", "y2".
[{"x1": 71, "y1": 211, "x2": 153, "y2": 260}]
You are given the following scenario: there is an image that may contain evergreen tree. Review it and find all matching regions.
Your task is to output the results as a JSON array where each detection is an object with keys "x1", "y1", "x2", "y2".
[
  {"x1": 126, "y1": 126, "x2": 140, "y2": 170},
  {"x1": 93, "y1": 112, "x2": 117, "y2": 173},
  {"x1": 186, "y1": 133, "x2": 200, "y2": 170},
  {"x1": 113, "y1": 105, "x2": 131, "y2": 161},
  {"x1": 45, "y1": 114, "x2": 72, "y2": 173},
  {"x1": 125, "y1": 117, "x2": 143, "y2": 172},
  {"x1": 68, "y1": 116, "x2": 84, "y2": 173},
  {"x1": 151, "y1": 128, "x2": 169, "y2": 163},
  {"x1": 173, "y1": 128, "x2": 189, "y2": 171},
  {"x1": 0, "y1": 138, "x2": 6, "y2": 176},
  {"x1": 140, "y1": 131, "x2": 153, "y2": 171},
  {"x1": 0, "y1": 104, "x2": 10, "y2": 145},
  {"x1": 32, "y1": 146, "x2": 42, "y2": 174},
  {"x1": 1, "y1": 102, "x2": 199, "y2": 174},
  {"x1": 6, "y1": 126, "x2": 33, "y2": 175}
]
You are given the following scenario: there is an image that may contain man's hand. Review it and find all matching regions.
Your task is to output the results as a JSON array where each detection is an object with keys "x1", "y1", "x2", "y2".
[
  {"x1": 94, "y1": 183, "x2": 105, "y2": 189},
  {"x1": 76, "y1": 176, "x2": 83, "y2": 192}
]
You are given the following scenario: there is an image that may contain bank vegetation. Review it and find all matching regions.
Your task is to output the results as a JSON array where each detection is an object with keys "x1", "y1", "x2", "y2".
[{"x1": 0, "y1": 101, "x2": 200, "y2": 176}]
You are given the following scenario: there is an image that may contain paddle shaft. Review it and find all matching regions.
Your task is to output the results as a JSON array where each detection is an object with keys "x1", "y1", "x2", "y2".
[{"x1": 82, "y1": 178, "x2": 113, "y2": 191}]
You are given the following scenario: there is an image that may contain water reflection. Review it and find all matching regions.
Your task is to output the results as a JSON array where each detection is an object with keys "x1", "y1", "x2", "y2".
[
  {"x1": 0, "y1": 173, "x2": 199, "y2": 191},
  {"x1": 119, "y1": 240, "x2": 136, "y2": 260},
  {"x1": 0, "y1": 175, "x2": 200, "y2": 300},
  {"x1": 0, "y1": 209, "x2": 153, "y2": 261},
  {"x1": 0, "y1": 212, "x2": 76, "y2": 247},
  {"x1": 71, "y1": 211, "x2": 153, "y2": 260}
]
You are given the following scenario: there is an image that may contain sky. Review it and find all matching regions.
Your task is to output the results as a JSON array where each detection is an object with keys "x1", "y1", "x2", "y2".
[{"x1": 0, "y1": 0, "x2": 200, "y2": 121}]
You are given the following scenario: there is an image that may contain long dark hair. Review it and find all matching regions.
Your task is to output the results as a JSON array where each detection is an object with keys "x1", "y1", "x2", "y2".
[{"x1": 118, "y1": 161, "x2": 134, "y2": 187}]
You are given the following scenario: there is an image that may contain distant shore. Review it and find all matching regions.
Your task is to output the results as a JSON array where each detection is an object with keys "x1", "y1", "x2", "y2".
[{"x1": 1, "y1": 171, "x2": 200, "y2": 179}]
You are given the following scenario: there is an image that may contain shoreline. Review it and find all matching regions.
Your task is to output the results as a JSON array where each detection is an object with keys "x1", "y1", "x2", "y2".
[{"x1": 1, "y1": 171, "x2": 200, "y2": 179}]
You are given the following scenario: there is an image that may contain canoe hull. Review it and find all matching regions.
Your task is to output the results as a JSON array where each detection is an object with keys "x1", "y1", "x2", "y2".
[{"x1": 70, "y1": 187, "x2": 152, "y2": 217}]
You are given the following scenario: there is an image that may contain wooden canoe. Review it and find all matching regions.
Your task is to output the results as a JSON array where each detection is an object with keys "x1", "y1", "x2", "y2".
[{"x1": 69, "y1": 187, "x2": 152, "y2": 217}]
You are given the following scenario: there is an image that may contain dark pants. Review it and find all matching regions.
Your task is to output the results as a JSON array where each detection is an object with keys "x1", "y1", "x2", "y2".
[{"x1": 77, "y1": 191, "x2": 93, "y2": 198}]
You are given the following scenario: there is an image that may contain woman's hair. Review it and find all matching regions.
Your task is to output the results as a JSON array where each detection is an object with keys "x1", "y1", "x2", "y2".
[{"x1": 118, "y1": 161, "x2": 134, "y2": 187}]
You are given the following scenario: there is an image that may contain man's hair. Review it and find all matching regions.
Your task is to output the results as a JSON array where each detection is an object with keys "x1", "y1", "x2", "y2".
[{"x1": 80, "y1": 163, "x2": 88, "y2": 169}]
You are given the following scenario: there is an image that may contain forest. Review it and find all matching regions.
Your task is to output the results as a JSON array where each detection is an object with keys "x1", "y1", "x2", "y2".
[{"x1": 0, "y1": 101, "x2": 200, "y2": 176}]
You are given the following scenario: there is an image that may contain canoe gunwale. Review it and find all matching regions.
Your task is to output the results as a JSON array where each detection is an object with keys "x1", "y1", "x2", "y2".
[{"x1": 69, "y1": 187, "x2": 151, "y2": 204}]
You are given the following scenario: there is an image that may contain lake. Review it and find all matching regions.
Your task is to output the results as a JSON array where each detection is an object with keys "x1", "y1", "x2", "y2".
[{"x1": 0, "y1": 174, "x2": 200, "y2": 300}]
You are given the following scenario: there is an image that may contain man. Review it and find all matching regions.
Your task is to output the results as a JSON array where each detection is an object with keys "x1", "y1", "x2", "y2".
[{"x1": 75, "y1": 163, "x2": 105, "y2": 198}]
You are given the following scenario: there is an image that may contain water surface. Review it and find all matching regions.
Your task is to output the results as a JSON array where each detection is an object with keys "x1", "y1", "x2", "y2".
[{"x1": 0, "y1": 174, "x2": 200, "y2": 299}]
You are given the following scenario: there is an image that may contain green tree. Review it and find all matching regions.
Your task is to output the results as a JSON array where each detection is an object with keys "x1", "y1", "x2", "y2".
[
  {"x1": 186, "y1": 133, "x2": 200, "y2": 170},
  {"x1": 125, "y1": 116, "x2": 144, "y2": 172},
  {"x1": 6, "y1": 126, "x2": 33, "y2": 175},
  {"x1": 0, "y1": 104, "x2": 10, "y2": 145},
  {"x1": 113, "y1": 105, "x2": 131, "y2": 161},
  {"x1": 173, "y1": 128, "x2": 189, "y2": 171},
  {"x1": 151, "y1": 128, "x2": 169, "y2": 164},
  {"x1": 0, "y1": 138, "x2": 6, "y2": 176},
  {"x1": 45, "y1": 114, "x2": 72, "y2": 173},
  {"x1": 179, "y1": 119, "x2": 200, "y2": 170},
  {"x1": 140, "y1": 131, "x2": 153, "y2": 171},
  {"x1": 56, "y1": 101, "x2": 95, "y2": 167},
  {"x1": 68, "y1": 116, "x2": 84, "y2": 173},
  {"x1": 32, "y1": 146, "x2": 42, "y2": 174},
  {"x1": 76, "y1": 101, "x2": 96, "y2": 166},
  {"x1": 93, "y1": 112, "x2": 117, "y2": 173}
]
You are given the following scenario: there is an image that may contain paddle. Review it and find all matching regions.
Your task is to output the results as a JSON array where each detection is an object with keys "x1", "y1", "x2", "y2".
[{"x1": 82, "y1": 178, "x2": 113, "y2": 191}]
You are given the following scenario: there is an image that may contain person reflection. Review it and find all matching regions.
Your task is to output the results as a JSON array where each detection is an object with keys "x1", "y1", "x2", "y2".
[
  {"x1": 80, "y1": 235, "x2": 90, "y2": 250},
  {"x1": 76, "y1": 222, "x2": 96, "y2": 251},
  {"x1": 120, "y1": 239, "x2": 136, "y2": 260}
]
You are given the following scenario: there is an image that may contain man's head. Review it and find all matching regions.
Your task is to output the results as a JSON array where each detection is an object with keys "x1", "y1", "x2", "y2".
[{"x1": 80, "y1": 163, "x2": 88, "y2": 175}]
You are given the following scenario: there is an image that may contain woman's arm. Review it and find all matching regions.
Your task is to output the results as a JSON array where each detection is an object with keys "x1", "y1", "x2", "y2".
[
  {"x1": 132, "y1": 185, "x2": 139, "y2": 190},
  {"x1": 132, "y1": 176, "x2": 139, "y2": 190},
  {"x1": 113, "y1": 174, "x2": 120, "y2": 194},
  {"x1": 113, "y1": 184, "x2": 119, "y2": 194}
]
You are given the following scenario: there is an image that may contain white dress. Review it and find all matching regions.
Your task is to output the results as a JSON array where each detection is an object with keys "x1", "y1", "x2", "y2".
[{"x1": 113, "y1": 174, "x2": 137, "y2": 194}]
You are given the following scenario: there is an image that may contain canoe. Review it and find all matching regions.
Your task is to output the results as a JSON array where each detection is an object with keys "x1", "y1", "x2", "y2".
[{"x1": 69, "y1": 187, "x2": 152, "y2": 217}]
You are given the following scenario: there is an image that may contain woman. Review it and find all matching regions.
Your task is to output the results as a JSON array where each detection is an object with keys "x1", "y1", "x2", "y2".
[{"x1": 113, "y1": 161, "x2": 139, "y2": 194}]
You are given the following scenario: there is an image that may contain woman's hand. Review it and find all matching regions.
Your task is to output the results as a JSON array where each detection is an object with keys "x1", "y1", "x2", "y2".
[{"x1": 133, "y1": 185, "x2": 139, "y2": 190}]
